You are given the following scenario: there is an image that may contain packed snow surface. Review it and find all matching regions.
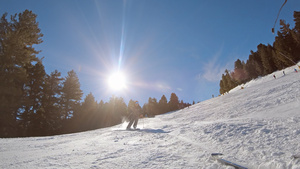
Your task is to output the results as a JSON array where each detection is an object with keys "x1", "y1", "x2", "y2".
[{"x1": 1, "y1": 65, "x2": 300, "y2": 169}]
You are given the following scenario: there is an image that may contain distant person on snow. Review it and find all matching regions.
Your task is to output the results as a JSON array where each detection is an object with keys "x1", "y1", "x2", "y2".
[
  {"x1": 273, "y1": 75, "x2": 276, "y2": 79},
  {"x1": 127, "y1": 101, "x2": 142, "y2": 130}
]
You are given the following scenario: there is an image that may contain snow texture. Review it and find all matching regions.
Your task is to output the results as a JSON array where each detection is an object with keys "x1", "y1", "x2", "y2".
[{"x1": 1, "y1": 64, "x2": 300, "y2": 169}]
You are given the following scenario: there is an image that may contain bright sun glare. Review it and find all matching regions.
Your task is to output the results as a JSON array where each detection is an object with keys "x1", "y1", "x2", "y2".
[{"x1": 107, "y1": 72, "x2": 127, "y2": 91}]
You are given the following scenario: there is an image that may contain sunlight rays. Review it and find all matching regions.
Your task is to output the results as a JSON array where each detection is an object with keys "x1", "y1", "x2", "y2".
[
  {"x1": 118, "y1": 0, "x2": 127, "y2": 71},
  {"x1": 72, "y1": 0, "x2": 174, "y2": 101},
  {"x1": 107, "y1": 71, "x2": 127, "y2": 91}
]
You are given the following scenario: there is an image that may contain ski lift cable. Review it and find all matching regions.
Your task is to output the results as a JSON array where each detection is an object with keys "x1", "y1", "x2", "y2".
[{"x1": 272, "y1": 0, "x2": 288, "y2": 33}]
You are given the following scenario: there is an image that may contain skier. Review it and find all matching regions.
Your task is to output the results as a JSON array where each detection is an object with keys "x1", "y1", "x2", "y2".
[
  {"x1": 273, "y1": 75, "x2": 276, "y2": 79},
  {"x1": 127, "y1": 101, "x2": 142, "y2": 130}
]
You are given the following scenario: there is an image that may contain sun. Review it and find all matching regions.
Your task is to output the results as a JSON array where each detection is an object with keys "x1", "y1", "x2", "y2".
[{"x1": 107, "y1": 72, "x2": 127, "y2": 91}]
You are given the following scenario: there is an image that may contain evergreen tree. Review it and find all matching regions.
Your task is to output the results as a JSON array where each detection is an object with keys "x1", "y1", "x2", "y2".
[
  {"x1": 0, "y1": 10, "x2": 43, "y2": 137},
  {"x1": 142, "y1": 104, "x2": 148, "y2": 117},
  {"x1": 19, "y1": 61, "x2": 46, "y2": 136},
  {"x1": 127, "y1": 99, "x2": 136, "y2": 116},
  {"x1": 258, "y1": 44, "x2": 277, "y2": 75},
  {"x1": 293, "y1": 11, "x2": 300, "y2": 44},
  {"x1": 292, "y1": 11, "x2": 300, "y2": 62},
  {"x1": 232, "y1": 59, "x2": 248, "y2": 84},
  {"x1": 178, "y1": 100, "x2": 191, "y2": 109},
  {"x1": 158, "y1": 95, "x2": 169, "y2": 115},
  {"x1": 225, "y1": 69, "x2": 237, "y2": 91},
  {"x1": 234, "y1": 59, "x2": 243, "y2": 69},
  {"x1": 179, "y1": 100, "x2": 184, "y2": 109},
  {"x1": 288, "y1": 11, "x2": 300, "y2": 52},
  {"x1": 219, "y1": 74, "x2": 227, "y2": 95},
  {"x1": 219, "y1": 69, "x2": 238, "y2": 94},
  {"x1": 245, "y1": 51, "x2": 263, "y2": 80},
  {"x1": 168, "y1": 93, "x2": 179, "y2": 111},
  {"x1": 74, "y1": 92, "x2": 98, "y2": 131},
  {"x1": 101, "y1": 102, "x2": 110, "y2": 127},
  {"x1": 219, "y1": 11, "x2": 300, "y2": 97},
  {"x1": 112, "y1": 97, "x2": 127, "y2": 124},
  {"x1": 41, "y1": 70, "x2": 63, "y2": 135},
  {"x1": 145, "y1": 97, "x2": 158, "y2": 117},
  {"x1": 103, "y1": 96, "x2": 127, "y2": 127},
  {"x1": 98, "y1": 100, "x2": 109, "y2": 128},
  {"x1": 271, "y1": 49, "x2": 284, "y2": 70},
  {"x1": 274, "y1": 20, "x2": 299, "y2": 66},
  {"x1": 142, "y1": 98, "x2": 157, "y2": 117},
  {"x1": 96, "y1": 100, "x2": 105, "y2": 128},
  {"x1": 61, "y1": 70, "x2": 83, "y2": 120},
  {"x1": 252, "y1": 52, "x2": 264, "y2": 77}
]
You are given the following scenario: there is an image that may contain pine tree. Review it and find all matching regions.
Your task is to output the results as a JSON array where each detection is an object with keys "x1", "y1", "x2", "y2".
[
  {"x1": 274, "y1": 20, "x2": 299, "y2": 66},
  {"x1": 219, "y1": 69, "x2": 239, "y2": 94},
  {"x1": 112, "y1": 97, "x2": 127, "y2": 124},
  {"x1": 225, "y1": 69, "x2": 237, "y2": 91},
  {"x1": 0, "y1": 10, "x2": 43, "y2": 137},
  {"x1": 219, "y1": 11, "x2": 300, "y2": 96},
  {"x1": 232, "y1": 59, "x2": 248, "y2": 84},
  {"x1": 219, "y1": 74, "x2": 227, "y2": 95},
  {"x1": 253, "y1": 52, "x2": 264, "y2": 77},
  {"x1": 19, "y1": 61, "x2": 46, "y2": 136},
  {"x1": 145, "y1": 97, "x2": 158, "y2": 117},
  {"x1": 103, "y1": 96, "x2": 127, "y2": 127},
  {"x1": 96, "y1": 100, "x2": 105, "y2": 128},
  {"x1": 292, "y1": 11, "x2": 300, "y2": 63},
  {"x1": 127, "y1": 99, "x2": 136, "y2": 117},
  {"x1": 257, "y1": 44, "x2": 277, "y2": 75},
  {"x1": 294, "y1": 11, "x2": 300, "y2": 32},
  {"x1": 158, "y1": 95, "x2": 169, "y2": 115},
  {"x1": 169, "y1": 93, "x2": 179, "y2": 111},
  {"x1": 74, "y1": 93, "x2": 98, "y2": 131},
  {"x1": 234, "y1": 59, "x2": 243, "y2": 69},
  {"x1": 179, "y1": 100, "x2": 184, "y2": 109},
  {"x1": 61, "y1": 70, "x2": 83, "y2": 120},
  {"x1": 42, "y1": 70, "x2": 63, "y2": 135},
  {"x1": 291, "y1": 11, "x2": 300, "y2": 47},
  {"x1": 245, "y1": 51, "x2": 263, "y2": 80}
]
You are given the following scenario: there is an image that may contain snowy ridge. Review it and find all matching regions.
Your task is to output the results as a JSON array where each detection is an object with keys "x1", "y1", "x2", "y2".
[{"x1": 1, "y1": 65, "x2": 300, "y2": 169}]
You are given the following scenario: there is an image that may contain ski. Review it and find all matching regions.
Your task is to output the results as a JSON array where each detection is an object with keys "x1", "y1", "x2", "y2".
[
  {"x1": 126, "y1": 128, "x2": 140, "y2": 131},
  {"x1": 211, "y1": 153, "x2": 248, "y2": 169},
  {"x1": 113, "y1": 128, "x2": 141, "y2": 131}
]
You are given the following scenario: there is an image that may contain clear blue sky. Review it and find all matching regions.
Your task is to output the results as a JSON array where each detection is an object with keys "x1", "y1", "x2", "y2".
[{"x1": 2, "y1": 0, "x2": 299, "y2": 105}]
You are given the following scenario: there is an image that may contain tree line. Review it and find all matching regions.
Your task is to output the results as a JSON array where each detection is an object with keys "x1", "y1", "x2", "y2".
[
  {"x1": 0, "y1": 10, "x2": 190, "y2": 138},
  {"x1": 220, "y1": 11, "x2": 300, "y2": 94}
]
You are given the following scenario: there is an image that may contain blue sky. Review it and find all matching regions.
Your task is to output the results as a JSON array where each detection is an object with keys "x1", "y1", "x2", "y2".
[{"x1": 2, "y1": 0, "x2": 299, "y2": 105}]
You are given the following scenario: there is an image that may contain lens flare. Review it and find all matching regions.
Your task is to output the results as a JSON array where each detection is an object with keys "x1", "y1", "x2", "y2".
[{"x1": 108, "y1": 72, "x2": 127, "y2": 91}]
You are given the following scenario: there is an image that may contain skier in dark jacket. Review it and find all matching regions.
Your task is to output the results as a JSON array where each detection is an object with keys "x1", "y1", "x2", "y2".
[{"x1": 127, "y1": 101, "x2": 142, "y2": 130}]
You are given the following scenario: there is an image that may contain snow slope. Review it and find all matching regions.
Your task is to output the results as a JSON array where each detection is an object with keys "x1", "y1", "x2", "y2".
[{"x1": 1, "y1": 65, "x2": 300, "y2": 169}]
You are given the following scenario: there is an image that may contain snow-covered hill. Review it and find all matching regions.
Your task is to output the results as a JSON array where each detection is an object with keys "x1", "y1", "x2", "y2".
[{"x1": 1, "y1": 65, "x2": 300, "y2": 169}]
